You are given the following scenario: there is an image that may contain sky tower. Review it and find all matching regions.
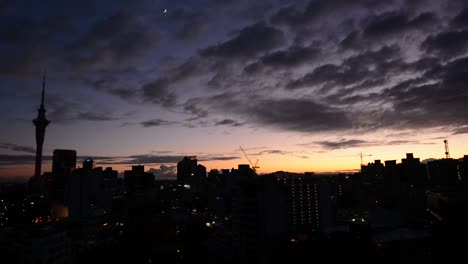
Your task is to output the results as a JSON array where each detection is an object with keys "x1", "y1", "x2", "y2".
[{"x1": 33, "y1": 72, "x2": 50, "y2": 178}]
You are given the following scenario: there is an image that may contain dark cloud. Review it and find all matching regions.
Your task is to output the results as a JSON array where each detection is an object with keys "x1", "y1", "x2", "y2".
[
  {"x1": 340, "y1": 30, "x2": 361, "y2": 50},
  {"x1": 0, "y1": 143, "x2": 35, "y2": 154},
  {"x1": 0, "y1": 153, "x2": 239, "y2": 166},
  {"x1": 169, "y1": 8, "x2": 209, "y2": 41},
  {"x1": 453, "y1": 126, "x2": 468, "y2": 135},
  {"x1": 197, "y1": 47, "x2": 468, "y2": 134},
  {"x1": 269, "y1": 5, "x2": 304, "y2": 27},
  {"x1": 288, "y1": 45, "x2": 401, "y2": 90},
  {"x1": 172, "y1": 57, "x2": 204, "y2": 78},
  {"x1": 76, "y1": 111, "x2": 118, "y2": 121},
  {"x1": 1, "y1": 16, "x2": 74, "y2": 47},
  {"x1": 200, "y1": 22, "x2": 284, "y2": 58},
  {"x1": 363, "y1": 11, "x2": 436, "y2": 38},
  {"x1": 49, "y1": 106, "x2": 120, "y2": 123},
  {"x1": 307, "y1": 139, "x2": 434, "y2": 150},
  {"x1": 184, "y1": 92, "x2": 352, "y2": 133},
  {"x1": 259, "y1": 45, "x2": 321, "y2": 67},
  {"x1": 176, "y1": 18, "x2": 208, "y2": 41},
  {"x1": 0, "y1": 15, "x2": 75, "y2": 76},
  {"x1": 141, "y1": 79, "x2": 177, "y2": 107},
  {"x1": 270, "y1": 1, "x2": 392, "y2": 28},
  {"x1": 45, "y1": 99, "x2": 122, "y2": 124},
  {"x1": 244, "y1": 149, "x2": 310, "y2": 160},
  {"x1": 345, "y1": 56, "x2": 468, "y2": 130},
  {"x1": 183, "y1": 98, "x2": 209, "y2": 120},
  {"x1": 101, "y1": 153, "x2": 239, "y2": 165},
  {"x1": 214, "y1": 119, "x2": 243, "y2": 127},
  {"x1": 0, "y1": 10, "x2": 159, "y2": 76},
  {"x1": 140, "y1": 119, "x2": 178, "y2": 127},
  {"x1": 287, "y1": 63, "x2": 369, "y2": 89},
  {"x1": 243, "y1": 62, "x2": 263, "y2": 75},
  {"x1": 48, "y1": 105, "x2": 74, "y2": 124},
  {"x1": 247, "y1": 98, "x2": 352, "y2": 132},
  {"x1": 422, "y1": 29, "x2": 468, "y2": 59},
  {"x1": 315, "y1": 139, "x2": 369, "y2": 150},
  {"x1": 108, "y1": 88, "x2": 137, "y2": 100},
  {"x1": 387, "y1": 140, "x2": 434, "y2": 145},
  {"x1": 167, "y1": 7, "x2": 201, "y2": 20},
  {"x1": 82, "y1": 155, "x2": 184, "y2": 165},
  {"x1": 2, "y1": 0, "x2": 468, "y2": 158},
  {"x1": 196, "y1": 155, "x2": 239, "y2": 162},
  {"x1": 451, "y1": 9, "x2": 468, "y2": 28},
  {"x1": 0, "y1": 1, "x2": 11, "y2": 15},
  {"x1": 65, "y1": 12, "x2": 159, "y2": 70},
  {"x1": 88, "y1": 78, "x2": 138, "y2": 101},
  {"x1": 255, "y1": 149, "x2": 290, "y2": 155},
  {"x1": 0, "y1": 155, "x2": 52, "y2": 165}
]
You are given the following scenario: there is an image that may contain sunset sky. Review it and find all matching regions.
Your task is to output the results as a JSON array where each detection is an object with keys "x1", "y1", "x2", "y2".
[{"x1": 1, "y1": 0, "x2": 468, "y2": 181}]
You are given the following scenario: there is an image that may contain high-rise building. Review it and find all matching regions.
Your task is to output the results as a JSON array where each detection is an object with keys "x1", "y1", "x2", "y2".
[
  {"x1": 273, "y1": 172, "x2": 333, "y2": 235},
  {"x1": 124, "y1": 165, "x2": 155, "y2": 194},
  {"x1": 177, "y1": 156, "x2": 206, "y2": 192},
  {"x1": 49, "y1": 149, "x2": 77, "y2": 204},
  {"x1": 52, "y1": 149, "x2": 77, "y2": 175},
  {"x1": 427, "y1": 158, "x2": 460, "y2": 186},
  {"x1": 177, "y1": 156, "x2": 197, "y2": 183},
  {"x1": 82, "y1": 157, "x2": 95, "y2": 170},
  {"x1": 69, "y1": 158, "x2": 104, "y2": 220},
  {"x1": 33, "y1": 73, "x2": 50, "y2": 179}
]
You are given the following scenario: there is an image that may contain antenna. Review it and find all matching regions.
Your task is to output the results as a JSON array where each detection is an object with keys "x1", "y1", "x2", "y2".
[
  {"x1": 444, "y1": 140, "x2": 450, "y2": 159},
  {"x1": 41, "y1": 70, "x2": 46, "y2": 107}
]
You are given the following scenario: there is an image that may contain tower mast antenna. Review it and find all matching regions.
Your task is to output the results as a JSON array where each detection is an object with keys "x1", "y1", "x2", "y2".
[
  {"x1": 33, "y1": 71, "x2": 50, "y2": 178},
  {"x1": 41, "y1": 70, "x2": 46, "y2": 107}
]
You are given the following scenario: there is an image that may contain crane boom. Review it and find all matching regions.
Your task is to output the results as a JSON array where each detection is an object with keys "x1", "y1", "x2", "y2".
[
  {"x1": 239, "y1": 146, "x2": 259, "y2": 172},
  {"x1": 359, "y1": 152, "x2": 372, "y2": 166}
]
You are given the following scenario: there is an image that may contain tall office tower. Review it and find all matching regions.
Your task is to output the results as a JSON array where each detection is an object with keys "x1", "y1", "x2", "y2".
[
  {"x1": 177, "y1": 156, "x2": 206, "y2": 192},
  {"x1": 274, "y1": 172, "x2": 333, "y2": 235},
  {"x1": 33, "y1": 73, "x2": 50, "y2": 178},
  {"x1": 52, "y1": 149, "x2": 77, "y2": 175},
  {"x1": 49, "y1": 150, "x2": 77, "y2": 203},
  {"x1": 177, "y1": 156, "x2": 198, "y2": 184},
  {"x1": 124, "y1": 165, "x2": 155, "y2": 194}
]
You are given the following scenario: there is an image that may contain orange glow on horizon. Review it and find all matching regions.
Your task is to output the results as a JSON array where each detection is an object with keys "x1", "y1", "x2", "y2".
[{"x1": 1, "y1": 135, "x2": 468, "y2": 181}]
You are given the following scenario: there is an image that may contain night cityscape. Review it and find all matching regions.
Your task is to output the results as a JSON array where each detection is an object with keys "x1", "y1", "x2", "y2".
[{"x1": 2, "y1": 0, "x2": 468, "y2": 263}]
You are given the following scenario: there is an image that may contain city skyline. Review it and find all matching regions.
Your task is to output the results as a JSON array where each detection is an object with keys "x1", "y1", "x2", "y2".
[{"x1": 2, "y1": 0, "x2": 468, "y2": 180}]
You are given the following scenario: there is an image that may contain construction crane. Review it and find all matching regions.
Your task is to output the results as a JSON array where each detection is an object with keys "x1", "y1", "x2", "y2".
[
  {"x1": 359, "y1": 152, "x2": 372, "y2": 166},
  {"x1": 444, "y1": 139, "x2": 450, "y2": 159},
  {"x1": 239, "y1": 146, "x2": 260, "y2": 172}
]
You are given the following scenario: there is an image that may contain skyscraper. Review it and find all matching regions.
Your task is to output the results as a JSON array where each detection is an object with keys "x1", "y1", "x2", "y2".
[
  {"x1": 33, "y1": 73, "x2": 50, "y2": 178},
  {"x1": 50, "y1": 149, "x2": 76, "y2": 203},
  {"x1": 177, "y1": 156, "x2": 206, "y2": 192},
  {"x1": 52, "y1": 149, "x2": 77, "y2": 175}
]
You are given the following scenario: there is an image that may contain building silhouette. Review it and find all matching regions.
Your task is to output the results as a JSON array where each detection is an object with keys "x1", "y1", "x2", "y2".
[
  {"x1": 124, "y1": 165, "x2": 155, "y2": 195},
  {"x1": 49, "y1": 149, "x2": 77, "y2": 204},
  {"x1": 32, "y1": 73, "x2": 50, "y2": 179},
  {"x1": 427, "y1": 158, "x2": 460, "y2": 186},
  {"x1": 69, "y1": 158, "x2": 104, "y2": 220},
  {"x1": 177, "y1": 156, "x2": 206, "y2": 192},
  {"x1": 52, "y1": 150, "x2": 77, "y2": 176}
]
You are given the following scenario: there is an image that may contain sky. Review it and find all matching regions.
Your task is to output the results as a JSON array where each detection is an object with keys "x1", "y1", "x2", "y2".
[{"x1": 1, "y1": 0, "x2": 468, "y2": 181}]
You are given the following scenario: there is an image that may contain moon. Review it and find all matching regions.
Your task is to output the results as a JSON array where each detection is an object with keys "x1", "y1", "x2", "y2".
[{"x1": 163, "y1": 9, "x2": 167, "y2": 14}]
